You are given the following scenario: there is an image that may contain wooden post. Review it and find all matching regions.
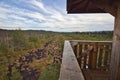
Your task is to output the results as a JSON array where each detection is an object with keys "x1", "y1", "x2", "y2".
[{"x1": 110, "y1": 7, "x2": 120, "y2": 80}]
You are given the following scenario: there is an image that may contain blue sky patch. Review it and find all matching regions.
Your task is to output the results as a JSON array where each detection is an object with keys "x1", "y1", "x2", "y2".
[{"x1": 0, "y1": 0, "x2": 114, "y2": 32}]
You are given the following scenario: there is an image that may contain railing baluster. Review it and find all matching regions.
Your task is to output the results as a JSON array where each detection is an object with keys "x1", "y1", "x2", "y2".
[
  {"x1": 91, "y1": 43, "x2": 98, "y2": 69},
  {"x1": 98, "y1": 45, "x2": 104, "y2": 68},
  {"x1": 74, "y1": 45, "x2": 77, "y2": 56},
  {"x1": 70, "y1": 41, "x2": 112, "y2": 70},
  {"x1": 88, "y1": 43, "x2": 94, "y2": 69},
  {"x1": 104, "y1": 44, "x2": 112, "y2": 71},
  {"x1": 104, "y1": 45, "x2": 109, "y2": 67},
  {"x1": 83, "y1": 44, "x2": 88, "y2": 69},
  {"x1": 76, "y1": 44, "x2": 79, "y2": 58},
  {"x1": 108, "y1": 44, "x2": 112, "y2": 66},
  {"x1": 78, "y1": 43, "x2": 82, "y2": 67}
]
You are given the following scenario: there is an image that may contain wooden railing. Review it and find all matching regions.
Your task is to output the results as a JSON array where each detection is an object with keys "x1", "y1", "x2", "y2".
[
  {"x1": 70, "y1": 40, "x2": 112, "y2": 70},
  {"x1": 59, "y1": 40, "x2": 112, "y2": 80},
  {"x1": 59, "y1": 40, "x2": 85, "y2": 80}
]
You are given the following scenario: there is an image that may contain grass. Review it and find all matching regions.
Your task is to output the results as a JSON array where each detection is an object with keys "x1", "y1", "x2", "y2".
[
  {"x1": 39, "y1": 63, "x2": 60, "y2": 80},
  {"x1": 0, "y1": 29, "x2": 113, "y2": 80}
]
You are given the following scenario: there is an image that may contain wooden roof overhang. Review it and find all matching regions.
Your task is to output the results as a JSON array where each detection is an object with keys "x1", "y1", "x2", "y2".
[{"x1": 67, "y1": 0, "x2": 119, "y2": 17}]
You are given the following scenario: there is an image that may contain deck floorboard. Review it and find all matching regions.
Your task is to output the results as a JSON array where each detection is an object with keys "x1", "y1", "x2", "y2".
[{"x1": 82, "y1": 69, "x2": 110, "y2": 80}]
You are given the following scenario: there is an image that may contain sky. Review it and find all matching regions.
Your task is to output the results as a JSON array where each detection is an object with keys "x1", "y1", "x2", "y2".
[{"x1": 0, "y1": 0, "x2": 115, "y2": 32}]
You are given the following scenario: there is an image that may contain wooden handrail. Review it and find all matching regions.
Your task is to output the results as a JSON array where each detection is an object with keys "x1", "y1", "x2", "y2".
[
  {"x1": 70, "y1": 40, "x2": 112, "y2": 70},
  {"x1": 59, "y1": 40, "x2": 85, "y2": 80}
]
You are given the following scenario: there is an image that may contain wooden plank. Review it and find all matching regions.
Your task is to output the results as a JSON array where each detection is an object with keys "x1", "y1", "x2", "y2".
[
  {"x1": 104, "y1": 45, "x2": 109, "y2": 66},
  {"x1": 83, "y1": 55, "x2": 87, "y2": 69},
  {"x1": 82, "y1": 69, "x2": 110, "y2": 80},
  {"x1": 67, "y1": 0, "x2": 107, "y2": 13},
  {"x1": 98, "y1": 46, "x2": 104, "y2": 68},
  {"x1": 70, "y1": 40, "x2": 112, "y2": 44},
  {"x1": 67, "y1": 0, "x2": 118, "y2": 16},
  {"x1": 88, "y1": 44, "x2": 94, "y2": 69},
  {"x1": 59, "y1": 41, "x2": 85, "y2": 80},
  {"x1": 83, "y1": 45, "x2": 88, "y2": 69},
  {"x1": 108, "y1": 44, "x2": 112, "y2": 66},
  {"x1": 91, "y1": 43, "x2": 98, "y2": 69},
  {"x1": 79, "y1": 44, "x2": 82, "y2": 56},
  {"x1": 74, "y1": 45, "x2": 77, "y2": 57},
  {"x1": 78, "y1": 43, "x2": 82, "y2": 67},
  {"x1": 76, "y1": 44, "x2": 79, "y2": 58}
]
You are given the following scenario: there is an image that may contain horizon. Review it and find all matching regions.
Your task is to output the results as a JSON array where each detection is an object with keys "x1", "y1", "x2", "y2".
[
  {"x1": 0, "y1": 28, "x2": 113, "y2": 33},
  {"x1": 0, "y1": 0, "x2": 115, "y2": 32}
]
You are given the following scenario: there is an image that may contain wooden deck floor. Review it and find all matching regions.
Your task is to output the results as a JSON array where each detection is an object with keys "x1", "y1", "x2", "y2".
[{"x1": 82, "y1": 69, "x2": 110, "y2": 80}]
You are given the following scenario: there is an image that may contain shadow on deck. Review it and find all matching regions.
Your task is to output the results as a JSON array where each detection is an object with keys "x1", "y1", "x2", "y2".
[{"x1": 59, "y1": 40, "x2": 112, "y2": 80}]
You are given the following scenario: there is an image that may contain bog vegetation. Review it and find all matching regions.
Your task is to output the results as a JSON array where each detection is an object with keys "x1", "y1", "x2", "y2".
[{"x1": 0, "y1": 29, "x2": 113, "y2": 80}]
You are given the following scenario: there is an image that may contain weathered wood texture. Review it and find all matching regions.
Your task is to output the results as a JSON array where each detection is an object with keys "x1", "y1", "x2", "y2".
[
  {"x1": 67, "y1": 0, "x2": 118, "y2": 16},
  {"x1": 67, "y1": 0, "x2": 106, "y2": 13},
  {"x1": 110, "y1": 7, "x2": 120, "y2": 80},
  {"x1": 67, "y1": 1, "x2": 120, "y2": 80},
  {"x1": 82, "y1": 69, "x2": 110, "y2": 80},
  {"x1": 71, "y1": 40, "x2": 112, "y2": 71},
  {"x1": 59, "y1": 41, "x2": 85, "y2": 80},
  {"x1": 71, "y1": 40, "x2": 112, "y2": 80}
]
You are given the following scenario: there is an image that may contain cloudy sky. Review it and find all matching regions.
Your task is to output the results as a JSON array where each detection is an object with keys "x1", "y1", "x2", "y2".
[{"x1": 0, "y1": 0, "x2": 115, "y2": 32}]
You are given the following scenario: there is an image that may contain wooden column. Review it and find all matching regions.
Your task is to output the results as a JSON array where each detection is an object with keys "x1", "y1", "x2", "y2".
[{"x1": 110, "y1": 7, "x2": 120, "y2": 80}]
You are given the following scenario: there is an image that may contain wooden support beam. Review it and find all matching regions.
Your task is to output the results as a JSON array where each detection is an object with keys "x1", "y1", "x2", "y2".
[{"x1": 110, "y1": 7, "x2": 120, "y2": 80}]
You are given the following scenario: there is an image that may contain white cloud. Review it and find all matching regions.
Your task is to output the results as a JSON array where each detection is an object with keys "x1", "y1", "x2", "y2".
[
  {"x1": 29, "y1": 0, "x2": 48, "y2": 13},
  {"x1": 0, "y1": 0, "x2": 114, "y2": 32},
  {"x1": 0, "y1": 3, "x2": 46, "y2": 23}
]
